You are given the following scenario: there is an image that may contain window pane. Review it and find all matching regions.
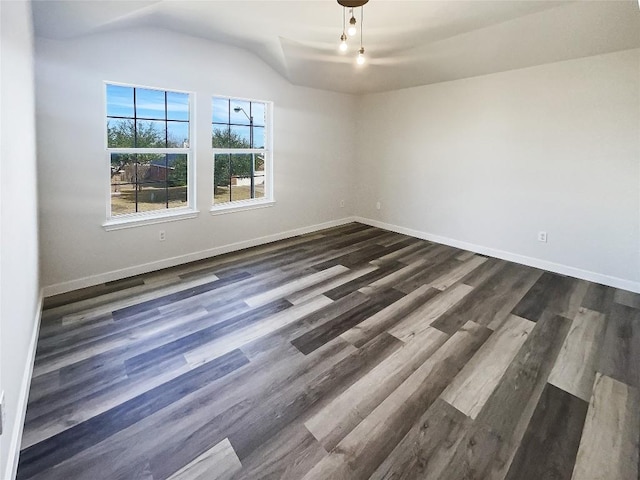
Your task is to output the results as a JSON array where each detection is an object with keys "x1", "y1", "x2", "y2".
[
  {"x1": 254, "y1": 153, "x2": 265, "y2": 173},
  {"x1": 134, "y1": 153, "x2": 164, "y2": 182},
  {"x1": 252, "y1": 126, "x2": 265, "y2": 148},
  {"x1": 230, "y1": 154, "x2": 252, "y2": 178},
  {"x1": 134, "y1": 156, "x2": 152, "y2": 182},
  {"x1": 140, "y1": 181, "x2": 166, "y2": 191},
  {"x1": 110, "y1": 153, "x2": 189, "y2": 216},
  {"x1": 111, "y1": 183, "x2": 138, "y2": 216},
  {"x1": 230, "y1": 125, "x2": 251, "y2": 147},
  {"x1": 167, "y1": 154, "x2": 188, "y2": 187},
  {"x1": 214, "y1": 154, "x2": 231, "y2": 204},
  {"x1": 254, "y1": 175, "x2": 265, "y2": 199},
  {"x1": 230, "y1": 154, "x2": 254, "y2": 202},
  {"x1": 147, "y1": 158, "x2": 169, "y2": 182},
  {"x1": 212, "y1": 97, "x2": 267, "y2": 149},
  {"x1": 169, "y1": 185, "x2": 188, "y2": 207},
  {"x1": 211, "y1": 96, "x2": 271, "y2": 207},
  {"x1": 107, "y1": 85, "x2": 134, "y2": 118},
  {"x1": 135, "y1": 88, "x2": 166, "y2": 120},
  {"x1": 167, "y1": 121, "x2": 189, "y2": 147},
  {"x1": 212, "y1": 97, "x2": 229, "y2": 124},
  {"x1": 212, "y1": 126, "x2": 230, "y2": 148},
  {"x1": 230, "y1": 100, "x2": 251, "y2": 125},
  {"x1": 251, "y1": 102, "x2": 266, "y2": 127},
  {"x1": 107, "y1": 119, "x2": 135, "y2": 148},
  {"x1": 136, "y1": 183, "x2": 169, "y2": 213},
  {"x1": 134, "y1": 182, "x2": 187, "y2": 210},
  {"x1": 107, "y1": 86, "x2": 189, "y2": 150},
  {"x1": 111, "y1": 153, "x2": 134, "y2": 179},
  {"x1": 166, "y1": 91, "x2": 189, "y2": 121},
  {"x1": 136, "y1": 120, "x2": 166, "y2": 148},
  {"x1": 231, "y1": 181, "x2": 252, "y2": 202},
  {"x1": 111, "y1": 152, "x2": 140, "y2": 215}
]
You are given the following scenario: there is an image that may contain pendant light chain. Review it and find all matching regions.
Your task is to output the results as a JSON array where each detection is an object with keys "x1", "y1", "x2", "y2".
[
  {"x1": 360, "y1": 6, "x2": 363, "y2": 48},
  {"x1": 357, "y1": 5, "x2": 365, "y2": 64}
]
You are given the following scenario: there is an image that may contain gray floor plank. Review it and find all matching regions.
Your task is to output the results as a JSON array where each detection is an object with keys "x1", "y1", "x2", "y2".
[{"x1": 17, "y1": 223, "x2": 640, "y2": 480}]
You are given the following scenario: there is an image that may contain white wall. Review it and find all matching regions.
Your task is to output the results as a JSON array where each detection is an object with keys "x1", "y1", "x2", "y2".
[
  {"x1": 36, "y1": 28, "x2": 357, "y2": 292},
  {"x1": 0, "y1": 0, "x2": 41, "y2": 478},
  {"x1": 35, "y1": 27, "x2": 640, "y2": 293},
  {"x1": 356, "y1": 49, "x2": 640, "y2": 291}
]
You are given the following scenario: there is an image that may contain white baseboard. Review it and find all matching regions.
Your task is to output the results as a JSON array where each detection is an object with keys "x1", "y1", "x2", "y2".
[
  {"x1": 356, "y1": 217, "x2": 640, "y2": 294},
  {"x1": 4, "y1": 290, "x2": 43, "y2": 480},
  {"x1": 42, "y1": 217, "x2": 358, "y2": 297}
]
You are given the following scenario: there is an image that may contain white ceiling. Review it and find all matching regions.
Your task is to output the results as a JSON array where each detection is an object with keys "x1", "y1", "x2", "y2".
[{"x1": 31, "y1": 0, "x2": 640, "y2": 94}]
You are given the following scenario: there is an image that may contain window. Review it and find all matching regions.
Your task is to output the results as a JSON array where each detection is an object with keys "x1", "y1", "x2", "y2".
[
  {"x1": 212, "y1": 96, "x2": 273, "y2": 211},
  {"x1": 105, "y1": 83, "x2": 195, "y2": 227}
]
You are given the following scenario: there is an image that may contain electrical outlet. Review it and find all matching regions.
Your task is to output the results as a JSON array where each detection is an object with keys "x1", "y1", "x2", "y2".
[
  {"x1": 538, "y1": 231, "x2": 548, "y2": 243},
  {"x1": 340, "y1": 199, "x2": 345, "y2": 208},
  {"x1": 376, "y1": 201, "x2": 381, "y2": 210},
  {"x1": 159, "y1": 230, "x2": 166, "y2": 242}
]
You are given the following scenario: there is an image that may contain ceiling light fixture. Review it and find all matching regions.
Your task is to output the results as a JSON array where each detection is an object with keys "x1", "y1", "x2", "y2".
[
  {"x1": 339, "y1": 33, "x2": 348, "y2": 52},
  {"x1": 337, "y1": 0, "x2": 369, "y2": 66},
  {"x1": 339, "y1": 7, "x2": 348, "y2": 52},
  {"x1": 347, "y1": 10, "x2": 357, "y2": 36}
]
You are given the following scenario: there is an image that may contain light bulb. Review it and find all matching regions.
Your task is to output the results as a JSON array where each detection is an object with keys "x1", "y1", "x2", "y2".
[
  {"x1": 348, "y1": 16, "x2": 357, "y2": 36},
  {"x1": 339, "y1": 33, "x2": 348, "y2": 52},
  {"x1": 357, "y1": 47, "x2": 365, "y2": 65}
]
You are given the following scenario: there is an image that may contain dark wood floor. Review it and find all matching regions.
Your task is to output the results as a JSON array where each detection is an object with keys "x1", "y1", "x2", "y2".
[{"x1": 18, "y1": 223, "x2": 640, "y2": 479}]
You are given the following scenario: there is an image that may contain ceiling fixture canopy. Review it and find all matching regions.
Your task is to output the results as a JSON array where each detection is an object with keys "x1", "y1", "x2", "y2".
[
  {"x1": 337, "y1": 0, "x2": 369, "y2": 6},
  {"x1": 337, "y1": 0, "x2": 369, "y2": 65}
]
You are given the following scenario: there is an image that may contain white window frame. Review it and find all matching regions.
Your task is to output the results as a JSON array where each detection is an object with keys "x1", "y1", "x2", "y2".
[
  {"x1": 211, "y1": 95, "x2": 274, "y2": 215},
  {"x1": 103, "y1": 82, "x2": 198, "y2": 231}
]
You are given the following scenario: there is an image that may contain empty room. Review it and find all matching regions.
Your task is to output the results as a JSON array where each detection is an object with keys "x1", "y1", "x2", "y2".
[{"x1": 1, "y1": 0, "x2": 639, "y2": 479}]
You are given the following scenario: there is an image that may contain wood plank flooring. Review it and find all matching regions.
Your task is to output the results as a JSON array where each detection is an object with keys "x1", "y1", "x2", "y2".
[{"x1": 17, "y1": 223, "x2": 640, "y2": 480}]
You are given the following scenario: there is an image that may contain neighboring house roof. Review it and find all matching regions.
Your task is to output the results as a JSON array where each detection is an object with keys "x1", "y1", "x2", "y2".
[{"x1": 149, "y1": 153, "x2": 182, "y2": 169}]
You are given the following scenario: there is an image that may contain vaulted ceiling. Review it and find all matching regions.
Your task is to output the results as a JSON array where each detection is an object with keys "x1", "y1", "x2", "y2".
[{"x1": 31, "y1": 0, "x2": 640, "y2": 94}]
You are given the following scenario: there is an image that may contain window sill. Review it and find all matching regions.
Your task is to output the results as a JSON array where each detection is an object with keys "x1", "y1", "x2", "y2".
[
  {"x1": 210, "y1": 199, "x2": 275, "y2": 216},
  {"x1": 103, "y1": 208, "x2": 199, "y2": 231}
]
